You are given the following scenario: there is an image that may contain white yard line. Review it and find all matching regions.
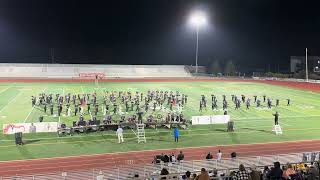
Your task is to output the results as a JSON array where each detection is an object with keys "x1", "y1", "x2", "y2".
[
  {"x1": 0, "y1": 91, "x2": 23, "y2": 115},
  {"x1": 62, "y1": 87, "x2": 65, "y2": 96},
  {"x1": 23, "y1": 87, "x2": 47, "y2": 123},
  {"x1": 81, "y1": 86, "x2": 85, "y2": 94},
  {"x1": 0, "y1": 86, "x2": 11, "y2": 94},
  {"x1": 131, "y1": 128, "x2": 137, "y2": 136}
]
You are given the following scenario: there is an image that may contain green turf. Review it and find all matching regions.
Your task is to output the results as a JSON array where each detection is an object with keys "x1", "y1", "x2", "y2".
[{"x1": 0, "y1": 81, "x2": 319, "y2": 161}]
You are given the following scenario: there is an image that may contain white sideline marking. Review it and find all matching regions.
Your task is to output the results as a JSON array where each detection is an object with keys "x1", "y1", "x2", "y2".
[
  {"x1": 23, "y1": 87, "x2": 47, "y2": 123},
  {"x1": 2, "y1": 123, "x2": 316, "y2": 143},
  {"x1": 234, "y1": 115, "x2": 320, "y2": 120},
  {"x1": 280, "y1": 123, "x2": 290, "y2": 127},
  {"x1": 280, "y1": 120, "x2": 291, "y2": 127}
]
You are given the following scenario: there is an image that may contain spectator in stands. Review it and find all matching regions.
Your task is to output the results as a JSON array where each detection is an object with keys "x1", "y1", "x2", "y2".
[
  {"x1": 249, "y1": 165, "x2": 261, "y2": 180},
  {"x1": 231, "y1": 152, "x2": 237, "y2": 160},
  {"x1": 267, "y1": 161, "x2": 283, "y2": 180},
  {"x1": 306, "y1": 162, "x2": 319, "y2": 180},
  {"x1": 213, "y1": 169, "x2": 218, "y2": 177},
  {"x1": 206, "y1": 152, "x2": 213, "y2": 160},
  {"x1": 183, "y1": 171, "x2": 191, "y2": 180},
  {"x1": 298, "y1": 162, "x2": 306, "y2": 171},
  {"x1": 233, "y1": 164, "x2": 249, "y2": 180},
  {"x1": 282, "y1": 164, "x2": 295, "y2": 179},
  {"x1": 209, "y1": 168, "x2": 218, "y2": 178},
  {"x1": 170, "y1": 152, "x2": 176, "y2": 163},
  {"x1": 262, "y1": 166, "x2": 270, "y2": 180},
  {"x1": 217, "y1": 150, "x2": 222, "y2": 161},
  {"x1": 96, "y1": 171, "x2": 104, "y2": 180},
  {"x1": 163, "y1": 154, "x2": 170, "y2": 163},
  {"x1": 192, "y1": 173, "x2": 197, "y2": 179},
  {"x1": 159, "y1": 153, "x2": 164, "y2": 162},
  {"x1": 177, "y1": 151, "x2": 185, "y2": 162},
  {"x1": 160, "y1": 168, "x2": 169, "y2": 179},
  {"x1": 229, "y1": 171, "x2": 237, "y2": 180},
  {"x1": 133, "y1": 172, "x2": 139, "y2": 179},
  {"x1": 152, "y1": 155, "x2": 159, "y2": 164},
  {"x1": 195, "y1": 168, "x2": 209, "y2": 180}
]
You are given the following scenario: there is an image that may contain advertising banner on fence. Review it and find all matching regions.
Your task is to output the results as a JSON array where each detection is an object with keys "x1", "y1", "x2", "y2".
[
  {"x1": 79, "y1": 73, "x2": 105, "y2": 78},
  {"x1": 3, "y1": 122, "x2": 58, "y2": 134},
  {"x1": 192, "y1": 115, "x2": 230, "y2": 125}
]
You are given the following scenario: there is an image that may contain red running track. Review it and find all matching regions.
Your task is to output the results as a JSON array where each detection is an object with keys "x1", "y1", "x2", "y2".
[{"x1": 0, "y1": 140, "x2": 319, "y2": 176}]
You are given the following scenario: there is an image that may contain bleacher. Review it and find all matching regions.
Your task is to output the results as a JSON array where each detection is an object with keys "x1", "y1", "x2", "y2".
[
  {"x1": 0, "y1": 63, "x2": 192, "y2": 78},
  {"x1": 1, "y1": 152, "x2": 318, "y2": 180}
]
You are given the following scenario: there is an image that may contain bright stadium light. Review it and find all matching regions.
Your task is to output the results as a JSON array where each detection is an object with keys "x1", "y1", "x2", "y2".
[
  {"x1": 189, "y1": 11, "x2": 207, "y2": 74},
  {"x1": 189, "y1": 12, "x2": 207, "y2": 28}
]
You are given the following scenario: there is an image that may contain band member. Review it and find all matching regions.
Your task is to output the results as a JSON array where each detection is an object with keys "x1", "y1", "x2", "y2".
[
  {"x1": 223, "y1": 100, "x2": 228, "y2": 110},
  {"x1": 256, "y1": 99, "x2": 261, "y2": 107},
  {"x1": 246, "y1": 99, "x2": 250, "y2": 110},
  {"x1": 267, "y1": 98, "x2": 272, "y2": 109},
  {"x1": 43, "y1": 103, "x2": 47, "y2": 113},
  {"x1": 74, "y1": 104, "x2": 78, "y2": 116},
  {"x1": 87, "y1": 102, "x2": 91, "y2": 114},
  {"x1": 50, "y1": 103, "x2": 54, "y2": 115},
  {"x1": 273, "y1": 111, "x2": 279, "y2": 125}
]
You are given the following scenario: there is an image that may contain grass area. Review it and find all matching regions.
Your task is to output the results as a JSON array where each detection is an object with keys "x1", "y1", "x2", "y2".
[{"x1": 0, "y1": 81, "x2": 319, "y2": 161}]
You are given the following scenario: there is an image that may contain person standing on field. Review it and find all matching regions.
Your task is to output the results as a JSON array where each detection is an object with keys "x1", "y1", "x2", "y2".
[
  {"x1": 174, "y1": 127, "x2": 180, "y2": 142},
  {"x1": 116, "y1": 126, "x2": 124, "y2": 143}
]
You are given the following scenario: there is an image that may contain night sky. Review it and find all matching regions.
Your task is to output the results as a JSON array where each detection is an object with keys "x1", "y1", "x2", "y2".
[{"x1": 0, "y1": 0, "x2": 319, "y2": 71}]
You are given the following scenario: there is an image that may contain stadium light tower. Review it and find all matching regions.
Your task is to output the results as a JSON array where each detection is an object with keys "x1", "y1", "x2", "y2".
[{"x1": 189, "y1": 11, "x2": 207, "y2": 74}]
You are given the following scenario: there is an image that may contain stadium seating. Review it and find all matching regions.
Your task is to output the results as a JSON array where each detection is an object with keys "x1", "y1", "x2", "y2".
[{"x1": 0, "y1": 63, "x2": 192, "y2": 78}]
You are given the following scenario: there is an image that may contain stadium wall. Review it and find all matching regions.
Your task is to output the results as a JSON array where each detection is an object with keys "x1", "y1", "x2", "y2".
[
  {"x1": 0, "y1": 63, "x2": 319, "y2": 92},
  {"x1": 0, "y1": 63, "x2": 192, "y2": 78}
]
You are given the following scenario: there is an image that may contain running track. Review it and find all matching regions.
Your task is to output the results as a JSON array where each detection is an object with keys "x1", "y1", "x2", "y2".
[
  {"x1": 0, "y1": 77, "x2": 319, "y2": 175},
  {"x1": 0, "y1": 140, "x2": 319, "y2": 176}
]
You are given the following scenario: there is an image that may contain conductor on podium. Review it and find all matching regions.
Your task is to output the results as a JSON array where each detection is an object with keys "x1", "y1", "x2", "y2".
[{"x1": 273, "y1": 111, "x2": 279, "y2": 125}]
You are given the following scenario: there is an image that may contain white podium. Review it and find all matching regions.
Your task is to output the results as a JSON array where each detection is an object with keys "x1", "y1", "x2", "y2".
[{"x1": 272, "y1": 125, "x2": 282, "y2": 135}]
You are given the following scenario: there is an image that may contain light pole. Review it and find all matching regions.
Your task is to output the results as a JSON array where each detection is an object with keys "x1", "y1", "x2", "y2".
[
  {"x1": 189, "y1": 12, "x2": 207, "y2": 74},
  {"x1": 305, "y1": 48, "x2": 308, "y2": 82}
]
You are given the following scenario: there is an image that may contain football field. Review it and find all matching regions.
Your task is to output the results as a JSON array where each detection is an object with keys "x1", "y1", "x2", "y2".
[{"x1": 0, "y1": 81, "x2": 319, "y2": 161}]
